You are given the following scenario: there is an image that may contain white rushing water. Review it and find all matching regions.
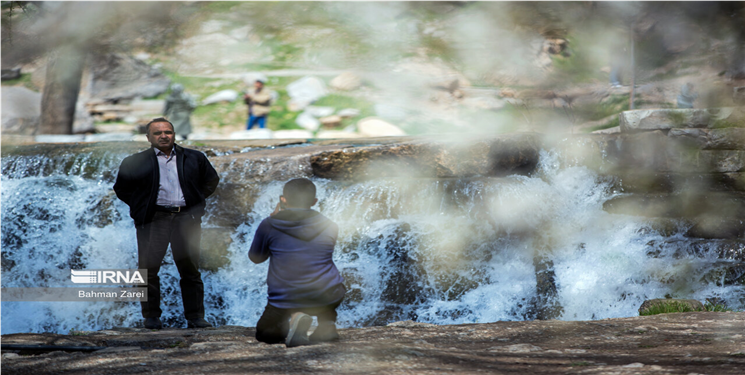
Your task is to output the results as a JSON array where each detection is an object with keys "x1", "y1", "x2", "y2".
[{"x1": 2, "y1": 150, "x2": 743, "y2": 334}]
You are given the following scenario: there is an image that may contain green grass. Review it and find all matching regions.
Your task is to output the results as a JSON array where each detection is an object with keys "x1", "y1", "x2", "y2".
[
  {"x1": 313, "y1": 94, "x2": 376, "y2": 129},
  {"x1": 640, "y1": 301, "x2": 732, "y2": 316},
  {"x1": 154, "y1": 68, "x2": 378, "y2": 132},
  {"x1": 1, "y1": 73, "x2": 38, "y2": 91}
]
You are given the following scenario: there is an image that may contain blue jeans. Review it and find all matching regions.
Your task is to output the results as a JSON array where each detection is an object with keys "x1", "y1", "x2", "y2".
[{"x1": 247, "y1": 115, "x2": 266, "y2": 130}]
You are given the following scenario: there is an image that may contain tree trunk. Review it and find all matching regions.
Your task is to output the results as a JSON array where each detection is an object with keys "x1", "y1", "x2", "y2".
[{"x1": 39, "y1": 46, "x2": 85, "y2": 134}]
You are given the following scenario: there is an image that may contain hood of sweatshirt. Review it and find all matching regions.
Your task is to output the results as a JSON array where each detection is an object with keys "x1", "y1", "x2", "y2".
[{"x1": 268, "y1": 209, "x2": 332, "y2": 241}]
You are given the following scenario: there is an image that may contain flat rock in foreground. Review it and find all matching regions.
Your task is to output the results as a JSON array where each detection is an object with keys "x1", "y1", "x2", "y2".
[{"x1": 2, "y1": 312, "x2": 744, "y2": 374}]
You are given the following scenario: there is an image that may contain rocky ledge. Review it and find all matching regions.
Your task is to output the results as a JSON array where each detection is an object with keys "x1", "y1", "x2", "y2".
[{"x1": 2, "y1": 312, "x2": 744, "y2": 375}]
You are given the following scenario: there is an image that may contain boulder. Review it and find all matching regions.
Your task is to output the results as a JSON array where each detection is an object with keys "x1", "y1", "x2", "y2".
[
  {"x1": 357, "y1": 117, "x2": 406, "y2": 137},
  {"x1": 1, "y1": 86, "x2": 41, "y2": 135},
  {"x1": 286, "y1": 76, "x2": 327, "y2": 110},
  {"x1": 619, "y1": 108, "x2": 744, "y2": 132},
  {"x1": 201, "y1": 90, "x2": 239, "y2": 105},
  {"x1": 330, "y1": 72, "x2": 362, "y2": 91},
  {"x1": 88, "y1": 53, "x2": 170, "y2": 101},
  {"x1": 296, "y1": 111, "x2": 321, "y2": 131},
  {"x1": 320, "y1": 115, "x2": 342, "y2": 128}
]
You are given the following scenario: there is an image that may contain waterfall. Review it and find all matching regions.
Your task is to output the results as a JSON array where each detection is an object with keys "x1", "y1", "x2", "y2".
[{"x1": 2, "y1": 147, "x2": 743, "y2": 334}]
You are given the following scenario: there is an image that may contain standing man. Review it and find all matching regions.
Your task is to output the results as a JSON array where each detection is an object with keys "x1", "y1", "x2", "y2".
[
  {"x1": 244, "y1": 77, "x2": 272, "y2": 130},
  {"x1": 114, "y1": 117, "x2": 220, "y2": 329}
]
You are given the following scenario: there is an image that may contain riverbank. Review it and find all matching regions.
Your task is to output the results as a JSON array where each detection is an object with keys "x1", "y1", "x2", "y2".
[{"x1": 3, "y1": 312, "x2": 744, "y2": 374}]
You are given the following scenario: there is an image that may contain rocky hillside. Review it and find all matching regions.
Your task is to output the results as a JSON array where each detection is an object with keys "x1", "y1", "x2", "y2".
[{"x1": 2, "y1": 2, "x2": 744, "y2": 141}]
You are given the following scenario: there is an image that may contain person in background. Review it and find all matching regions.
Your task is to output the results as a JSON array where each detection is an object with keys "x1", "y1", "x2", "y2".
[
  {"x1": 677, "y1": 82, "x2": 698, "y2": 109},
  {"x1": 114, "y1": 117, "x2": 219, "y2": 330},
  {"x1": 163, "y1": 84, "x2": 197, "y2": 140},
  {"x1": 244, "y1": 77, "x2": 272, "y2": 130},
  {"x1": 249, "y1": 178, "x2": 346, "y2": 347}
]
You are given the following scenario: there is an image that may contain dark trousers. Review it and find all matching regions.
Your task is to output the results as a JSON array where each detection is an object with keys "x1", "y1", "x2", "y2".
[
  {"x1": 136, "y1": 210, "x2": 204, "y2": 320},
  {"x1": 255, "y1": 300, "x2": 341, "y2": 344}
]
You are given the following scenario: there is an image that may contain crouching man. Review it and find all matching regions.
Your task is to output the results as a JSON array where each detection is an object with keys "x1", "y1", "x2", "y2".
[{"x1": 249, "y1": 178, "x2": 346, "y2": 347}]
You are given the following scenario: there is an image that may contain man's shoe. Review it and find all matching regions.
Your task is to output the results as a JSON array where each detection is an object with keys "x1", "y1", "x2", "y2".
[
  {"x1": 144, "y1": 317, "x2": 163, "y2": 330},
  {"x1": 187, "y1": 318, "x2": 213, "y2": 328},
  {"x1": 309, "y1": 322, "x2": 339, "y2": 343},
  {"x1": 285, "y1": 312, "x2": 312, "y2": 347}
]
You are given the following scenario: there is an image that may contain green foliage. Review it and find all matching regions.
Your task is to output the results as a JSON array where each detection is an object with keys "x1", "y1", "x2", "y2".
[
  {"x1": 640, "y1": 301, "x2": 698, "y2": 316},
  {"x1": 703, "y1": 302, "x2": 732, "y2": 312},
  {"x1": 69, "y1": 329, "x2": 90, "y2": 336}
]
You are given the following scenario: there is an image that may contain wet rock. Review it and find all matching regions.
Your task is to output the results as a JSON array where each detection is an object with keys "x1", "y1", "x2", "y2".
[
  {"x1": 704, "y1": 128, "x2": 745, "y2": 150},
  {"x1": 530, "y1": 258, "x2": 563, "y2": 321},
  {"x1": 638, "y1": 299, "x2": 704, "y2": 315},
  {"x1": 310, "y1": 135, "x2": 540, "y2": 180},
  {"x1": 199, "y1": 227, "x2": 234, "y2": 271},
  {"x1": 686, "y1": 217, "x2": 745, "y2": 239},
  {"x1": 206, "y1": 181, "x2": 261, "y2": 228},
  {"x1": 603, "y1": 192, "x2": 745, "y2": 220},
  {"x1": 75, "y1": 191, "x2": 121, "y2": 229},
  {"x1": 1, "y1": 86, "x2": 42, "y2": 135}
]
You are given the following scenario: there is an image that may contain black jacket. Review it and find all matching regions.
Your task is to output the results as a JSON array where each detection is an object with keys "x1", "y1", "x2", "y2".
[{"x1": 113, "y1": 144, "x2": 220, "y2": 227}]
